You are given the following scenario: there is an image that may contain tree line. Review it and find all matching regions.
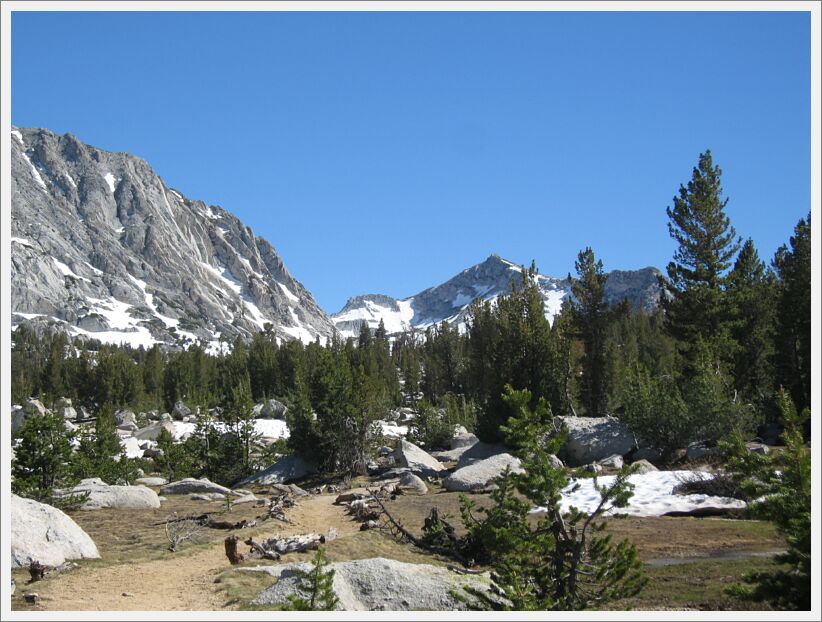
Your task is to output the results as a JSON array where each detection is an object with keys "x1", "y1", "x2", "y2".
[{"x1": 11, "y1": 150, "x2": 811, "y2": 464}]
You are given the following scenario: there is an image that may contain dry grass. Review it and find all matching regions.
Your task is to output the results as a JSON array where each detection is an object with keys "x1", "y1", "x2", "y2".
[{"x1": 11, "y1": 479, "x2": 786, "y2": 612}]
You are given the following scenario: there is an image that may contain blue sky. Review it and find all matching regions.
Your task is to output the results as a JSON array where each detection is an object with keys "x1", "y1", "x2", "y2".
[{"x1": 12, "y1": 10, "x2": 811, "y2": 313}]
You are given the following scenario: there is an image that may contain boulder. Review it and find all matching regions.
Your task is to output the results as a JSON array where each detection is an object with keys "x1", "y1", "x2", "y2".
[
  {"x1": 114, "y1": 409, "x2": 137, "y2": 427},
  {"x1": 396, "y1": 472, "x2": 428, "y2": 495},
  {"x1": 172, "y1": 400, "x2": 191, "y2": 420},
  {"x1": 253, "y1": 398, "x2": 288, "y2": 419},
  {"x1": 133, "y1": 420, "x2": 176, "y2": 441},
  {"x1": 685, "y1": 443, "x2": 720, "y2": 462},
  {"x1": 455, "y1": 442, "x2": 509, "y2": 469},
  {"x1": 191, "y1": 493, "x2": 225, "y2": 502},
  {"x1": 59, "y1": 405, "x2": 78, "y2": 421},
  {"x1": 554, "y1": 416, "x2": 636, "y2": 467},
  {"x1": 443, "y1": 453, "x2": 524, "y2": 492},
  {"x1": 630, "y1": 459, "x2": 658, "y2": 475},
  {"x1": 116, "y1": 421, "x2": 139, "y2": 433},
  {"x1": 11, "y1": 494, "x2": 100, "y2": 568},
  {"x1": 239, "y1": 454, "x2": 317, "y2": 486},
  {"x1": 598, "y1": 454, "x2": 624, "y2": 469},
  {"x1": 160, "y1": 477, "x2": 232, "y2": 496},
  {"x1": 11, "y1": 398, "x2": 50, "y2": 434},
  {"x1": 451, "y1": 432, "x2": 479, "y2": 450},
  {"x1": 134, "y1": 476, "x2": 168, "y2": 487},
  {"x1": 232, "y1": 494, "x2": 258, "y2": 505},
  {"x1": 547, "y1": 454, "x2": 564, "y2": 469},
  {"x1": 66, "y1": 478, "x2": 161, "y2": 510},
  {"x1": 120, "y1": 437, "x2": 144, "y2": 459},
  {"x1": 269, "y1": 483, "x2": 310, "y2": 497},
  {"x1": 250, "y1": 557, "x2": 499, "y2": 610},
  {"x1": 393, "y1": 440, "x2": 445, "y2": 477}
]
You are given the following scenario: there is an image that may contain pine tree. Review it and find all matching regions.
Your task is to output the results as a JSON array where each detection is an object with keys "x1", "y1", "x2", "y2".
[
  {"x1": 459, "y1": 386, "x2": 646, "y2": 610},
  {"x1": 570, "y1": 247, "x2": 610, "y2": 416},
  {"x1": 282, "y1": 546, "x2": 339, "y2": 611},
  {"x1": 723, "y1": 389, "x2": 810, "y2": 609},
  {"x1": 773, "y1": 213, "x2": 811, "y2": 413},
  {"x1": 661, "y1": 150, "x2": 740, "y2": 368},
  {"x1": 12, "y1": 412, "x2": 76, "y2": 502},
  {"x1": 727, "y1": 238, "x2": 777, "y2": 400}
]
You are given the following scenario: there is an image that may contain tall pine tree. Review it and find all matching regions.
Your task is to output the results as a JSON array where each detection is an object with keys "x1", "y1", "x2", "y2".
[
  {"x1": 661, "y1": 150, "x2": 740, "y2": 369},
  {"x1": 570, "y1": 247, "x2": 610, "y2": 416}
]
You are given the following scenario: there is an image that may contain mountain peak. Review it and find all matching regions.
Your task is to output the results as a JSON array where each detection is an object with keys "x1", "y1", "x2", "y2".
[{"x1": 11, "y1": 127, "x2": 335, "y2": 350}]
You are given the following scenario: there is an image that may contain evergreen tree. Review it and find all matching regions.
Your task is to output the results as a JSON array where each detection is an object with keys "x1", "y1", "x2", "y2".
[
  {"x1": 460, "y1": 386, "x2": 646, "y2": 610},
  {"x1": 723, "y1": 389, "x2": 810, "y2": 609},
  {"x1": 570, "y1": 247, "x2": 610, "y2": 416},
  {"x1": 773, "y1": 214, "x2": 811, "y2": 413},
  {"x1": 727, "y1": 239, "x2": 777, "y2": 401},
  {"x1": 12, "y1": 412, "x2": 76, "y2": 502},
  {"x1": 661, "y1": 150, "x2": 740, "y2": 368},
  {"x1": 281, "y1": 547, "x2": 339, "y2": 611}
]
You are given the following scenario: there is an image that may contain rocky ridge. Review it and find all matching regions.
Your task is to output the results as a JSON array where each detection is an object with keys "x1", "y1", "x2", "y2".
[
  {"x1": 332, "y1": 253, "x2": 663, "y2": 338},
  {"x1": 11, "y1": 126, "x2": 335, "y2": 350}
]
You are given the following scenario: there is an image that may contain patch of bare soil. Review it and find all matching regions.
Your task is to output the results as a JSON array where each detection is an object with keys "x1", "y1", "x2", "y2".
[
  {"x1": 11, "y1": 480, "x2": 784, "y2": 611},
  {"x1": 11, "y1": 492, "x2": 355, "y2": 611}
]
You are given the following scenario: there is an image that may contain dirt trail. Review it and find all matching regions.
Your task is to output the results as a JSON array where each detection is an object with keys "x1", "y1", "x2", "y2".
[{"x1": 22, "y1": 494, "x2": 357, "y2": 611}]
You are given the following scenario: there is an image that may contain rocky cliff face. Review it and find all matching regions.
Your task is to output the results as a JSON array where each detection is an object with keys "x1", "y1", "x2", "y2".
[
  {"x1": 332, "y1": 254, "x2": 662, "y2": 338},
  {"x1": 11, "y1": 126, "x2": 335, "y2": 350}
]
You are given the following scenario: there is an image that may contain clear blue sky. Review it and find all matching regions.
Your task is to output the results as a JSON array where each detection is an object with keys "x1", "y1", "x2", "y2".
[{"x1": 12, "y1": 10, "x2": 811, "y2": 313}]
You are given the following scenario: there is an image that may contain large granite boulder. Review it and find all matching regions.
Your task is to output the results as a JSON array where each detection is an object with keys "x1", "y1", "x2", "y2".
[
  {"x1": 172, "y1": 400, "x2": 192, "y2": 420},
  {"x1": 238, "y1": 455, "x2": 316, "y2": 486},
  {"x1": 393, "y1": 440, "x2": 445, "y2": 477},
  {"x1": 554, "y1": 416, "x2": 636, "y2": 467},
  {"x1": 253, "y1": 398, "x2": 288, "y2": 419},
  {"x1": 250, "y1": 557, "x2": 500, "y2": 610},
  {"x1": 133, "y1": 420, "x2": 176, "y2": 441},
  {"x1": 451, "y1": 431, "x2": 479, "y2": 450},
  {"x1": 396, "y1": 471, "x2": 428, "y2": 495},
  {"x1": 65, "y1": 478, "x2": 161, "y2": 510},
  {"x1": 160, "y1": 477, "x2": 232, "y2": 496},
  {"x1": 443, "y1": 453, "x2": 524, "y2": 492},
  {"x1": 455, "y1": 442, "x2": 510, "y2": 468},
  {"x1": 11, "y1": 494, "x2": 100, "y2": 568},
  {"x1": 11, "y1": 398, "x2": 50, "y2": 434}
]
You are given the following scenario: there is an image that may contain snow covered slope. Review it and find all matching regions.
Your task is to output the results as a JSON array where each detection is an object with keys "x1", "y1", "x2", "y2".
[
  {"x1": 332, "y1": 254, "x2": 662, "y2": 338},
  {"x1": 11, "y1": 127, "x2": 335, "y2": 349}
]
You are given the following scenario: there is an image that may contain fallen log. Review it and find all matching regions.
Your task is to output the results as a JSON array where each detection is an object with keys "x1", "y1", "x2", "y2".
[
  {"x1": 244, "y1": 537, "x2": 281, "y2": 561},
  {"x1": 247, "y1": 528, "x2": 339, "y2": 558}
]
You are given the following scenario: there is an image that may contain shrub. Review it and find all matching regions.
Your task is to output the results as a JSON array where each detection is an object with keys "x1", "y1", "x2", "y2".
[
  {"x1": 723, "y1": 389, "x2": 810, "y2": 610},
  {"x1": 459, "y1": 386, "x2": 646, "y2": 610}
]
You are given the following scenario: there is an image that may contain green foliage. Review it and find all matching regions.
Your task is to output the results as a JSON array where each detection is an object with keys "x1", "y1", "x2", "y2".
[
  {"x1": 772, "y1": 213, "x2": 811, "y2": 413},
  {"x1": 153, "y1": 427, "x2": 196, "y2": 482},
  {"x1": 72, "y1": 403, "x2": 140, "y2": 484},
  {"x1": 280, "y1": 547, "x2": 339, "y2": 611},
  {"x1": 621, "y1": 342, "x2": 759, "y2": 455},
  {"x1": 722, "y1": 389, "x2": 810, "y2": 610},
  {"x1": 407, "y1": 400, "x2": 457, "y2": 451},
  {"x1": 459, "y1": 386, "x2": 646, "y2": 610},
  {"x1": 12, "y1": 412, "x2": 76, "y2": 502},
  {"x1": 661, "y1": 150, "x2": 740, "y2": 369},
  {"x1": 570, "y1": 247, "x2": 611, "y2": 416},
  {"x1": 466, "y1": 264, "x2": 567, "y2": 442}
]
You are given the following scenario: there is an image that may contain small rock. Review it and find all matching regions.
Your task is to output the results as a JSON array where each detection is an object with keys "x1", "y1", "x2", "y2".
[
  {"x1": 630, "y1": 459, "x2": 658, "y2": 474},
  {"x1": 122, "y1": 592, "x2": 134, "y2": 597},
  {"x1": 598, "y1": 454, "x2": 624, "y2": 469},
  {"x1": 25, "y1": 593, "x2": 39, "y2": 604}
]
